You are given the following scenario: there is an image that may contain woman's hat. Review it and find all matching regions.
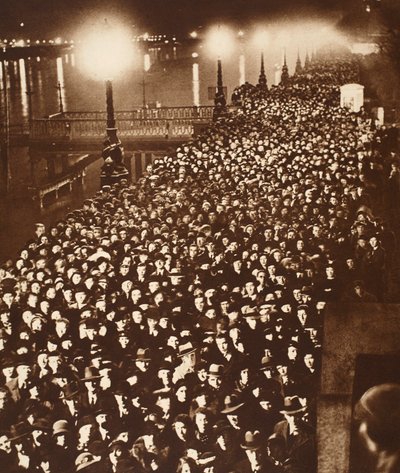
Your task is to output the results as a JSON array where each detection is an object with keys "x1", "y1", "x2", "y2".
[
  {"x1": 75, "y1": 452, "x2": 99, "y2": 471},
  {"x1": 52, "y1": 420, "x2": 70, "y2": 436}
]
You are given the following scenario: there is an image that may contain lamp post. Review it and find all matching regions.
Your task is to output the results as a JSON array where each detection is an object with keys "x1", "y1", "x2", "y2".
[
  {"x1": 0, "y1": 60, "x2": 10, "y2": 194},
  {"x1": 214, "y1": 57, "x2": 227, "y2": 119},
  {"x1": 253, "y1": 30, "x2": 269, "y2": 93},
  {"x1": 207, "y1": 26, "x2": 233, "y2": 121},
  {"x1": 78, "y1": 19, "x2": 133, "y2": 186}
]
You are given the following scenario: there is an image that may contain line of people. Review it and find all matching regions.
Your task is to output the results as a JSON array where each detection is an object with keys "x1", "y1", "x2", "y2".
[{"x1": 0, "y1": 49, "x2": 398, "y2": 473}]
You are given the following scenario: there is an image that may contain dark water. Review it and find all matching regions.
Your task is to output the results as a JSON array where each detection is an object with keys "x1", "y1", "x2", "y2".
[{"x1": 1, "y1": 41, "x2": 306, "y2": 123}]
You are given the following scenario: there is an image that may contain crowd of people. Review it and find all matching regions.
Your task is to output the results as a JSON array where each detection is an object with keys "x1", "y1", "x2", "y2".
[{"x1": 0, "y1": 50, "x2": 398, "y2": 473}]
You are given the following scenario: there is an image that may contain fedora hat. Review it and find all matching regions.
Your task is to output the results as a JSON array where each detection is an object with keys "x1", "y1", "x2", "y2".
[
  {"x1": 177, "y1": 341, "x2": 197, "y2": 357},
  {"x1": 241, "y1": 430, "x2": 263, "y2": 450},
  {"x1": 168, "y1": 268, "x2": 184, "y2": 278},
  {"x1": 134, "y1": 348, "x2": 151, "y2": 362},
  {"x1": 10, "y1": 421, "x2": 31, "y2": 441},
  {"x1": 81, "y1": 366, "x2": 101, "y2": 382},
  {"x1": 198, "y1": 451, "x2": 216, "y2": 466},
  {"x1": 213, "y1": 420, "x2": 232, "y2": 436},
  {"x1": 95, "y1": 398, "x2": 115, "y2": 417},
  {"x1": 75, "y1": 452, "x2": 100, "y2": 471},
  {"x1": 280, "y1": 396, "x2": 306, "y2": 415},
  {"x1": 0, "y1": 356, "x2": 15, "y2": 369},
  {"x1": 31, "y1": 418, "x2": 51, "y2": 432},
  {"x1": 208, "y1": 363, "x2": 224, "y2": 377},
  {"x1": 221, "y1": 394, "x2": 245, "y2": 414},
  {"x1": 62, "y1": 381, "x2": 80, "y2": 399}
]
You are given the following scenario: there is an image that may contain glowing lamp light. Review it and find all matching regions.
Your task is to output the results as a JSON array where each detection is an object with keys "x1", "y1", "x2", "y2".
[
  {"x1": 253, "y1": 29, "x2": 269, "y2": 51},
  {"x1": 206, "y1": 25, "x2": 235, "y2": 59},
  {"x1": 192, "y1": 52, "x2": 199, "y2": 58},
  {"x1": 190, "y1": 31, "x2": 198, "y2": 39},
  {"x1": 79, "y1": 20, "x2": 134, "y2": 80},
  {"x1": 144, "y1": 53, "x2": 151, "y2": 72}
]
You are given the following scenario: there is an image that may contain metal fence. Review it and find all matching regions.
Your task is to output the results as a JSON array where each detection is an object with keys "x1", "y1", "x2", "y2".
[
  {"x1": 30, "y1": 118, "x2": 201, "y2": 142},
  {"x1": 31, "y1": 106, "x2": 218, "y2": 143}
]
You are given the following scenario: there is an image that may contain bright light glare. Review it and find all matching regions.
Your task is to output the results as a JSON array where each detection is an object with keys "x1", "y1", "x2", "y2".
[
  {"x1": 144, "y1": 53, "x2": 151, "y2": 72},
  {"x1": 253, "y1": 29, "x2": 269, "y2": 50},
  {"x1": 190, "y1": 31, "x2": 198, "y2": 39},
  {"x1": 79, "y1": 21, "x2": 134, "y2": 79},
  {"x1": 205, "y1": 25, "x2": 235, "y2": 59}
]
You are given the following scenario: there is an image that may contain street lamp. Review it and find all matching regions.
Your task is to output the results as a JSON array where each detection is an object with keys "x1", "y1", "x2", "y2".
[
  {"x1": 206, "y1": 26, "x2": 234, "y2": 120},
  {"x1": 78, "y1": 19, "x2": 134, "y2": 186}
]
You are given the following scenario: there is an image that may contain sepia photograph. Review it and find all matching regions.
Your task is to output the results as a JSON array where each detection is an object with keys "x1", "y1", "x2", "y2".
[{"x1": 0, "y1": 0, "x2": 400, "y2": 472}]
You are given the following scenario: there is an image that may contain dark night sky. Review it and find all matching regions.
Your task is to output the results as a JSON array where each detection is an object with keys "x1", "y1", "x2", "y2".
[{"x1": 0, "y1": 0, "x2": 364, "y2": 37}]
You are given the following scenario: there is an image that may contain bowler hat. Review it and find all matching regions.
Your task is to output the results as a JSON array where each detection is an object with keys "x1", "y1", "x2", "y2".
[
  {"x1": 260, "y1": 355, "x2": 275, "y2": 371},
  {"x1": 280, "y1": 396, "x2": 306, "y2": 415},
  {"x1": 241, "y1": 430, "x2": 262, "y2": 450}
]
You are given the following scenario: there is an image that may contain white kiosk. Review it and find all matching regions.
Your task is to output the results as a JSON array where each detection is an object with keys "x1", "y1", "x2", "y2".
[{"x1": 340, "y1": 83, "x2": 364, "y2": 113}]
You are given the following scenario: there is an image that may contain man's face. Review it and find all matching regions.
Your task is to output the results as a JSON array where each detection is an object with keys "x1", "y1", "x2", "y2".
[
  {"x1": 227, "y1": 414, "x2": 240, "y2": 429},
  {"x1": 2, "y1": 293, "x2": 14, "y2": 306},
  {"x1": 48, "y1": 355, "x2": 62, "y2": 373},
  {"x1": 288, "y1": 346, "x2": 298, "y2": 360},
  {"x1": 245, "y1": 281, "x2": 255, "y2": 295},
  {"x1": 208, "y1": 375, "x2": 221, "y2": 389},
  {"x1": 148, "y1": 281, "x2": 160, "y2": 293},
  {"x1": 174, "y1": 422, "x2": 187, "y2": 440},
  {"x1": 216, "y1": 337, "x2": 229, "y2": 355},
  {"x1": 17, "y1": 364, "x2": 31, "y2": 379},
  {"x1": 0, "y1": 434, "x2": 11, "y2": 453},
  {"x1": 195, "y1": 412, "x2": 208, "y2": 432},
  {"x1": 194, "y1": 297, "x2": 205, "y2": 312}
]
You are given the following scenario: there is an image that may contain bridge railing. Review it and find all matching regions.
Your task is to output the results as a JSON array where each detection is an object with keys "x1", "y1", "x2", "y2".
[
  {"x1": 52, "y1": 106, "x2": 215, "y2": 121},
  {"x1": 30, "y1": 106, "x2": 238, "y2": 143},
  {"x1": 30, "y1": 118, "x2": 203, "y2": 141}
]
